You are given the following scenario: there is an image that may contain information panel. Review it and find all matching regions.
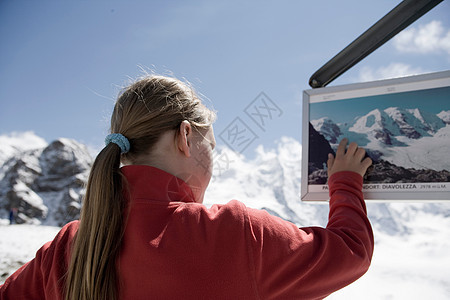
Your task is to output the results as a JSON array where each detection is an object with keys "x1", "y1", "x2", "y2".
[{"x1": 302, "y1": 71, "x2": 450, "y2": 201}]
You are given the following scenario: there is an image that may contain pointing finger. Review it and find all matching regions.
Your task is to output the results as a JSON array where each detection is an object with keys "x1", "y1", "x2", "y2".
[
  {"x1": 327, "y1": 153, "x2": 334, "y2": 168},
  {"x1": 355, "y1": 147, "x2": 366, "y2": 161},
  {"x1": 346, "y1": 142, "x2": 358, "y2": 156},
  {"x1": 336, "y1": 138, "x2": 348, "y2": 157},
  {"x1": 327, "y1": 153, "x2": 335, "y2": 177}
]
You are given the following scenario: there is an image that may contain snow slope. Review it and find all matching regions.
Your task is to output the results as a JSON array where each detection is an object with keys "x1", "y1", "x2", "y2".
[
  {"x1": 381, "y1": 125, "x2": 450, "y2": 171},
  {"x1": 0, "y1": 223, "x2": 60, "y2": 283}
]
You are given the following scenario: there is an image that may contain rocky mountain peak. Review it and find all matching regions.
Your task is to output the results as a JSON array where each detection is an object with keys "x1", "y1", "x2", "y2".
[
  {"x1": 40, "y1": 138, "x2": 91, "y2": 177},
  {"x1": 310, "y1": 117, "x2": 342, "y2": 143},
  {"x1": 313, "y1": 106, "x2": 447, "y2": 146},
  {"x1": 0, "y1": 137, "x2": 92, "y2": 226},
  {"x1": 437, "y1": 110, "x2": 450, "y2": 124}
]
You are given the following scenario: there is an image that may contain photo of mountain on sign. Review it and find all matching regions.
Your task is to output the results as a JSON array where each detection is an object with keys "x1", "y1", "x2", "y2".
[{"x1": 308, "y1": 86, "x2": 450, "y2": 185}]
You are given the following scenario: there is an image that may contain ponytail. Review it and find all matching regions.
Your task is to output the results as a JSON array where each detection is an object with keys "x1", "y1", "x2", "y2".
[
  {"x1": 65, "y1": 143, "x2": 126, "y2": 300},
  {"x1": 65, "y1": 74, "x2": 216, "y2": 299}
]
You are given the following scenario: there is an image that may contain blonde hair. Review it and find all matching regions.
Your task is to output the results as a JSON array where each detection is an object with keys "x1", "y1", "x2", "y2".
[{"x1": 65, "y1": 75, "x2": 216, "y2": 300}]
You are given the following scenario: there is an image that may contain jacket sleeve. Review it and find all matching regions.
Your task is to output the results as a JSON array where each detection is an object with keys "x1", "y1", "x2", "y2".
[
  {"x1": 0, "y1": 221, "x2": 78, "y2": 300},
  {"x1": 246, "y1": 171, "x2": 374, "y2": 300}
]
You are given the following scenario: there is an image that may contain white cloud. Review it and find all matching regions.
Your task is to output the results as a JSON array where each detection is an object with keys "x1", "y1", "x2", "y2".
[
  {"x1": 358, "y1": 63, "x2": 426, "y2": 82},
  {"x1": 393, "y1": 20, "x2": 450, "y2": 55}
]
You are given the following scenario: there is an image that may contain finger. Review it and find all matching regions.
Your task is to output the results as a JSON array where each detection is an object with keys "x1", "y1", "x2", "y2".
[
  {"x1": 327, "y1": 153, "x2": 335, "y2": 177},
  {"x1": 355, "y1": 147, "x2": 366, "y2": 161},
  {"x1": 336, "y1": 138, "x2": 348, "y2": 157},
  {"x1": 361, "y1": 157, "x2": 373, "y2": 171},
  {"x1": 327, "y1": 153, "x2": 334, "y2": 169},
  {"x1": 346, "y1": 142, "x2": 358, "y2": 156}
]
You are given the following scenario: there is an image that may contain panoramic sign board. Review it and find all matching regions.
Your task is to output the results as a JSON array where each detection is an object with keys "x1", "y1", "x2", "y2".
[{"x1": 302, "y1": 70, "x2": 450, "y2": 201}]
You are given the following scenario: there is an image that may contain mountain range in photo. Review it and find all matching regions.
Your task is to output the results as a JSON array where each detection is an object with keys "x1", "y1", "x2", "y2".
[{"x1": 308, "y1": 107, "x2": 450, "y2": 184}]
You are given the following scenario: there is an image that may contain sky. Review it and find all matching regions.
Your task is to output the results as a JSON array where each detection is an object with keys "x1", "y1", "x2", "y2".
[{"x1": 0, "y1": 0, "x2": 449, "y2": 157}]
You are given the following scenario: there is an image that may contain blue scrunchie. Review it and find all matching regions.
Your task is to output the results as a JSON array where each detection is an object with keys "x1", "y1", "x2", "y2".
[{"x1": 105, "y1": 133, "x2": 130, "y2": 154}]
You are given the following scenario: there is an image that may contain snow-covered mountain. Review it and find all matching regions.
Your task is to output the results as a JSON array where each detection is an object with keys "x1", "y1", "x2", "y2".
[
  {"x1": 312, "y1": 107, "x2": 450, "y2": 171},
  {"x1": 0, "y1": 132, "x2": 47, "y2": 167},
  {"x1": 1, "y1": 131, "x2": 449, "y2": 228},
  {"x1": 437, "y1": 110, "x2": 450, "y2": 124},
  {"x1": 310, "y1": 117, "x2": 342, "y2": 143},
  {"x1": 0, "y1": 133, "x2": 92, "y2": 226},
  {"x1": 349, "y1": 107, "x2": 445, "y2": 144}
]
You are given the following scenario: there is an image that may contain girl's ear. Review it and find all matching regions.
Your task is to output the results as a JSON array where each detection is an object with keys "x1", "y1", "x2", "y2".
[{"x1": 177, "y1": 120, "x2": 192, "y2": 157}]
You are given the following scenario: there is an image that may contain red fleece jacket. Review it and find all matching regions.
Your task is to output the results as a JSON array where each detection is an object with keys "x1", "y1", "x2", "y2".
[{"x1": 0, "y1": 165, "x2": 373, "y2": 300}]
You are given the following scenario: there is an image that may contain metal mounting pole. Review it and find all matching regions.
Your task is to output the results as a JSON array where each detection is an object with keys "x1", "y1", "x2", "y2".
[{"x1": 309, "y1": 0, "x2": 444, "y2": 88}]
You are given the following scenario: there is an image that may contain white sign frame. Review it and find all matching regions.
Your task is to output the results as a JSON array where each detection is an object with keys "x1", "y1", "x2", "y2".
[{"x1": 302, "y1": 70, "x2": 450, "y2": 201}]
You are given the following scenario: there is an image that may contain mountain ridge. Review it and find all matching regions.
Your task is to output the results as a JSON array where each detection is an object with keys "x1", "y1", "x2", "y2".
[
  {"x1": 0, "y1": 132, "x2": 449, "y2": 237},
  {"x1": 311, "y1": 107, "x2": 450, "y2": 171},
  {"x1": 0, "y1": 135, "x2": 91, "y2": 226}
]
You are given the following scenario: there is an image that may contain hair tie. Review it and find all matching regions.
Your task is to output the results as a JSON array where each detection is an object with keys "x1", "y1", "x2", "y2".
[{"x1": 105, "y1": 133, "x2": 130, "y2": 154}]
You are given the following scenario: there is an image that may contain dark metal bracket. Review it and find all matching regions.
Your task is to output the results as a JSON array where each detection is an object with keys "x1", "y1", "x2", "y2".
[{"x1": 309, "y1": 0, "x2": 444, "y2": 89}]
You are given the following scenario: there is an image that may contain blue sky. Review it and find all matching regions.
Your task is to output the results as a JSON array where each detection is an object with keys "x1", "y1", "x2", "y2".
[{"x1": 1, "y1": 0, "x2": 449, "y2": 156}]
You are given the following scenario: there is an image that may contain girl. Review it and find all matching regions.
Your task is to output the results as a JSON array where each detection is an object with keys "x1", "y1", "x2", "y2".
[{"x1": 0, "y1": 75, "x2": 373, "y2": 300}]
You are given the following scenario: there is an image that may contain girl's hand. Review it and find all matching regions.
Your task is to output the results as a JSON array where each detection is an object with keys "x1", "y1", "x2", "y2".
[{"x1": 327, "y1": 138, "x2": 372, "y2": 178}]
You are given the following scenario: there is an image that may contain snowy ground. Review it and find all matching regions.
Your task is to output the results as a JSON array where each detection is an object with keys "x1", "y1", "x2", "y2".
[
  {"x1": 1, "y1": 212, "x2": 450, "y2": 299},
  {"x1": 0, "y1": 222, "x2": 60, "y2": 284},
  {"x1": 377, "y1": 125, "x2": 450, "y2": 171},
  {"x1": 328, "y1": 212, "x2": 450, "y2": 299}
]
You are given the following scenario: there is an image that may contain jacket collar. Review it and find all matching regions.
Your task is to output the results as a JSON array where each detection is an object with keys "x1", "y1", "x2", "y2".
[{"x1": 121, "y1": 165, "x2": 195, "y2": 203}]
